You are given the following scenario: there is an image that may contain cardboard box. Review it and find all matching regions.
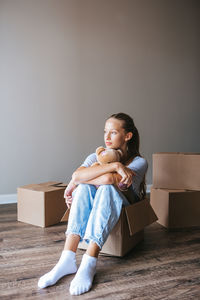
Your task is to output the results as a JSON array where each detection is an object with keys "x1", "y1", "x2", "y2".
[
  {"x1": 61, "y1": 198, "x2": 158, "y2": 257},
  {"x1": 153, "y1": 152, "x2": 200, "y2": 190},
  {"x1": 17, "y1": 181, "x2": 67, "y2": 227},
  {"x1": 150, "y1": 187, "x2": 200, "y2": 229}
]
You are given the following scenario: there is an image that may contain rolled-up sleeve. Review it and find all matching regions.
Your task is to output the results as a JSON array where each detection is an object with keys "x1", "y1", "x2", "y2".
[
  {"x1": 81, "y1": 153, "x2": 97, "y2": 167},
  {"x1": 127, "y1": 156, "x2": 148, "y2": 195}
]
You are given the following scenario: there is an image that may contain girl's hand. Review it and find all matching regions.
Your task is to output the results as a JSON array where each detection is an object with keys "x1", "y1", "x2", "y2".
[
  {"x1": 64, "y1": 180, "x2": 77, "y2": 209},
  {"x1": 65, "y1": 195, "x2": 73, "y2": 209},
  {"x1": 115, "y1": 162, "x2": 136, "y2": 188}
]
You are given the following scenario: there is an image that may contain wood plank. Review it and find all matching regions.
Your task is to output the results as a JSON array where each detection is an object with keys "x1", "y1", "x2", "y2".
[{"x1": 0, "y1": 204, "x2": 200, "y2": 299}]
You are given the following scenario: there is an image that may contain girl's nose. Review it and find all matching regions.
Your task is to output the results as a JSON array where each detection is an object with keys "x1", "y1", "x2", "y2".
[{"x1": 106, "y1": 132, "x2": 111, "y2": 140}]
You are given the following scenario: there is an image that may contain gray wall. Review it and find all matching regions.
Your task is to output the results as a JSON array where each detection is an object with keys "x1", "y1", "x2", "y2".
[{"x1": 0, "y1": 0, "x2": 199, "y2": 194}]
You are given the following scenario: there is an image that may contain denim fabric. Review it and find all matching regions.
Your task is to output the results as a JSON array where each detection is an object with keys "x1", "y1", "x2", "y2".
[{"x1": 66, "y1": 184, "x2": 133, "y2": 249}]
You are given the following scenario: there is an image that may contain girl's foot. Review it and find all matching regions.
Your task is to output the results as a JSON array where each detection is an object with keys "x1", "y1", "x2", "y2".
[
  {"x1": 69, "y1": 253, "x2": 97, "y2": 295},
  {"x1": 38, "y1": 250, "x2": 77, "y2": 288}
]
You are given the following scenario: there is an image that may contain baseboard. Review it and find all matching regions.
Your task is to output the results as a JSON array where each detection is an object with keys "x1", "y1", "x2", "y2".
[
  {"x1": 0, "y1": 184, "x2": 152, "y2": 205},
  {"x1": 146, "y1": 184, "x2": 152, "y2": 194},
  {"x1": 0, "y1": 194, "x2": 17, "y2": 204}
]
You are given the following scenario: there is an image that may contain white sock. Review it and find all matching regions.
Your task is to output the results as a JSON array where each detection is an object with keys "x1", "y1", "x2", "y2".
[
  {"x1": 69, "y1": 253, "x2": 97, "y2": 295},
  {"x1": 38, "y1": 250, "x2": 77, "y2": 289}
]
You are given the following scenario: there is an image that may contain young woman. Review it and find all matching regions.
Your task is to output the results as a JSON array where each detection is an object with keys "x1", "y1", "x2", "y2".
[{"x1": 38, "y1": 113, "x2": 148, "y2": 295}]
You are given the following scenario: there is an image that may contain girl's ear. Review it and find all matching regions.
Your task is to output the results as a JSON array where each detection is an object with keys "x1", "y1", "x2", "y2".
[{"x1": 125, "y1": 132, "x2": 133, "y2": 142}]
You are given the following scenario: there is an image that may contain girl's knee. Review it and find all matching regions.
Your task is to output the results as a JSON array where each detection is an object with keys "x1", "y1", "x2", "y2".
[
  {"x1": 97, "y1": 184, "x2": 116, "y2": 191},
  {"x1": 77, "y1": 183, "x2": 96, "y2": 192},
  {"x1": 96, "y1": 185, "x2": 123, "y2": 203},
  {"x1": 77, "y1": 183, "x2": 87, "y2": 189},
  {"x1": 78, "y1": 183, "x2": 94, "y2": 188}
]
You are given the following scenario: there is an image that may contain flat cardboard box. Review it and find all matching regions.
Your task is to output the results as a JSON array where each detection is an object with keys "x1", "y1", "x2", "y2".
[
  {"x1": 17, "y1": 181, "x2": 67, "y2": 227},
  {"x1": 150, "y1": 187, "x2": 200, "y2": 229},
  {"x1": 153, "y1": 152, "x2": 200, "y2": 190},
  {"x1": 61, "y1": 198, "x2": 158, "y2": 257}
]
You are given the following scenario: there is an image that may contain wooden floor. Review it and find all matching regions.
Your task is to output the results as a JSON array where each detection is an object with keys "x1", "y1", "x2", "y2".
[{"x1": 0, "y1": 204, "x2": 200, "y2": 300}]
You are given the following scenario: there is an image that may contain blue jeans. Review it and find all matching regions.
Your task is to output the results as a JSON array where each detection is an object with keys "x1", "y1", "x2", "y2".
[{"x1": 66, "y1": 184, "x2": 133, "y2": 249}]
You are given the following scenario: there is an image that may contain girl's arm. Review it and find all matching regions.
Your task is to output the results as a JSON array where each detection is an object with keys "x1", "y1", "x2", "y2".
[
  {"x1": 72, "y1": 163, "x2": 118, "y2": 185},
  {"x1": 84, "y1": 173, "x2": 119, "y2": 186},
  {"x1": 64, "y1": 168, "x2": 117, "y2": 208},
  {"x1": 65, "y1": 164, "x2": 121, "y2": 199},
  {"x1": 72, "y1": 164, "x2": 134, "y2": 187},
  {"x1": 64, "y1": 179, "x2": 77, "y2": 199}
]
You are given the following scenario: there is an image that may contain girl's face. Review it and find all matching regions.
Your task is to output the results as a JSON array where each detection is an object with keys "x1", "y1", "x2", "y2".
[{"x1": 104, "y1": 118, "x2": 132, "y2": 151}]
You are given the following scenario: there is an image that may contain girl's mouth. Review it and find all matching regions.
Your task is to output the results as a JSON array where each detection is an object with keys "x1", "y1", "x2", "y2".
[{"x1": 106, "y1": 142, "x2": 112, "y2": 146}]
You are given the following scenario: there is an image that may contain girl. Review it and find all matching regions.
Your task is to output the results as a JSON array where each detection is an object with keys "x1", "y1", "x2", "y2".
[{"x1": 38, "y1": 113, "x2": 148, "y2": 295}]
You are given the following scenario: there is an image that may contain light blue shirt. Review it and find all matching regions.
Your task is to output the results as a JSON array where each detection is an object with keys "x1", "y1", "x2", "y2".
[{"x1": 81, "y1": 153, "x2": 148, "y2": 197}]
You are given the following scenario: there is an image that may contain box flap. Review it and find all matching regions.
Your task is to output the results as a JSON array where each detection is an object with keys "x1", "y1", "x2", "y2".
[
  {"x1": 153, "y1": 152, "x2": 200, "y2": 155},
  {"x1": 61, "y1": 209, "x2": 70, "y2": 222},
  {"x1": 50, "y1": 182, "x2": 68, "y2": 188},
  {"x1": 19, "y1": 182, "x2": 67, "y2": 192},
  {"x1": 125, "y1": 199, "x2": 158, "y2": 236},
  {"x1": 151, "y1": 187, "x2": 187, "y2": 193}
]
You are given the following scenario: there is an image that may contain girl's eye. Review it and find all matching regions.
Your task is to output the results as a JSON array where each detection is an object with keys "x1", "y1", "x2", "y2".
[{"x1": 104, "y1": 130, "x2": 117, "y2": 135}]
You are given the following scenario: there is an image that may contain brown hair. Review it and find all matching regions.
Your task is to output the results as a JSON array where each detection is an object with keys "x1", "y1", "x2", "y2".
[{"x1": 109, "y1": 112, "x2": 147, "y2": 199}]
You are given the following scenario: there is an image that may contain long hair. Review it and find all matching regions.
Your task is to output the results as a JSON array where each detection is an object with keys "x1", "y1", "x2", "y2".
[{"x1": 109, "y1": 113, "x2": 147, "y2": 200}]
